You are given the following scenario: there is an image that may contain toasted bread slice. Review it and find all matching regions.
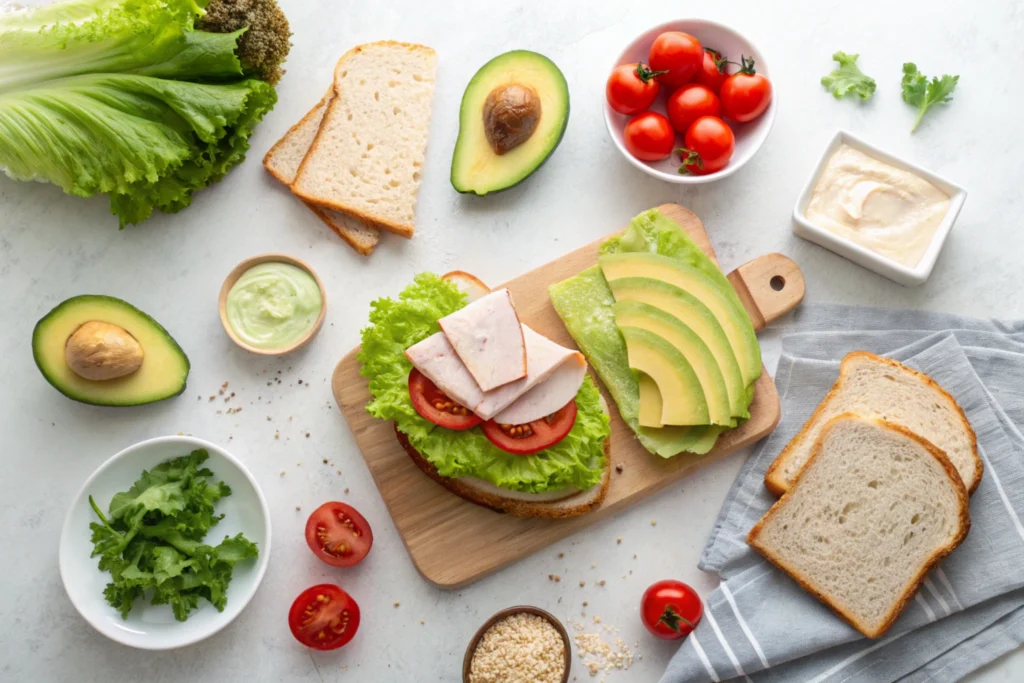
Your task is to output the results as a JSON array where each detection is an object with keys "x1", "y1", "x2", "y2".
[
  {"x1": 263, "y1": 91, "x2": 380, "y2": 255},
  {"x1": 442, "y1": 271, "x2": 491, "y2": 303},
  {"x1": 749, "y1": 413, "x2": 970, "y2": 638},
  {"x1": 291, "y1": 41, "x2": 437, "y2": 238},
  {"x1": 764, "y1": 352, "x2": 980, "y2": 496},
  {"x1": 397, "y1": 429, "x2": 611, "y2": 519}
]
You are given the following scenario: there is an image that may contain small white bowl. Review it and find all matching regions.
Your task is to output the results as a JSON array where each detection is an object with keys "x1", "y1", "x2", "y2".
[
  {"x1": 604, "y1": 19, "x2": 777, "y2": 184},
  {"x1": 792, "y1": 130, "x2": 967, "y2": 287},
  {"x1": 59, "y1": 435, "x2": 271, "y2": 650}
]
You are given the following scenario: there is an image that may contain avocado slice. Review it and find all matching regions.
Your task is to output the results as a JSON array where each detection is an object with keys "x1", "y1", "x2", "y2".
[
  {"x1": 32, "y1": 295, "x2": 190, "y2": 406},
  {"x1": 608, "y1": 277, "x2": 747, "y2": 419},
  {"x1": 614, "y1": 301, "x2": 732, "y2": 427},
  {"x1": 619, "y1": 326, "x2": 708, "y2": 426},
  {"x1": 600, "y1": 252, "x2": 762, "y2": 387},
  {"x1": 636, "y1": 372, "x2": 663, "y2": 428},
  {"x1": 451, "y1": 50, "x2": 569, "y2": 195}
]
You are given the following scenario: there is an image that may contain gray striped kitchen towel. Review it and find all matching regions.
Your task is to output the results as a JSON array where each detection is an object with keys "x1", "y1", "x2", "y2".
[{"x1": 662, "y1": 304, "x2": 1024, "y2": 683}]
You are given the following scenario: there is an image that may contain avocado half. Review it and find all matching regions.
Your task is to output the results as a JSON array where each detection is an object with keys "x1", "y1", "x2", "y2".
[
  {"x1": 451, "y1": 50, "x2": 570, "y2": 195},
  {"x1": 32, "y1": 295, "x2": 190, "y2": 406}
]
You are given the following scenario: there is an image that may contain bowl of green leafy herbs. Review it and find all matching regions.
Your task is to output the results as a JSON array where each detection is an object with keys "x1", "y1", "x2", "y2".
[{"x1": 59, "y1": 436, "x2": 270, "y2": 650}]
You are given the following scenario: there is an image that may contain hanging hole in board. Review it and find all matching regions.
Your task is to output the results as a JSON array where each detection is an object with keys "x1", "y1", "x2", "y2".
[{"x1": 770, "y1": 275, "x2": 786, "y2": 292}]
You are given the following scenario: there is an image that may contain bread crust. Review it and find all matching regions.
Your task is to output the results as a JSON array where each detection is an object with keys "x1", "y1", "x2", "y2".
[
  {"x1": 395, "y1": 428, "x2": 611, "y2": 519},
  {"x1": 749, "y1": 413, "x2": 971, "y2": 639},
  {"x1": 290, "y1": 41, "x2": 437, "y2": 239},
  {"x1": 763, "y1": 351, "x2": 981, "y2": 496},
  {"x1": 263, "y1": 91, "x2": 380, "y2": 255}
]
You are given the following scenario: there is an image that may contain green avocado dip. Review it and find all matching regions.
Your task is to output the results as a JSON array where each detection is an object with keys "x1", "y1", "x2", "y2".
[{"x1": 226, "y1": 262, "x2": 322, "y2": 349}]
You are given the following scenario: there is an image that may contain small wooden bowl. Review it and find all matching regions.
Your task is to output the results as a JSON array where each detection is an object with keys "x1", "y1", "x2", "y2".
[
  {"x1": 218, "y1": 253, "x2": 327, "y2": 356},
  {"x1": 462, "y1": 606, "x2": 571, "y2": 683}
]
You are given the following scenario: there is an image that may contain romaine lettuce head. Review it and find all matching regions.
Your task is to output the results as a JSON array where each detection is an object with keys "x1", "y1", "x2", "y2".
[{"x1": 358, "y1": 273, "x2": 609, "y2": 494}]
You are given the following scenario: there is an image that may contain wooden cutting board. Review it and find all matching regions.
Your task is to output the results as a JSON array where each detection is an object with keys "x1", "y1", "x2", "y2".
[{"x1": 332, "y1": 204, "x2": 804, "y2": 588}]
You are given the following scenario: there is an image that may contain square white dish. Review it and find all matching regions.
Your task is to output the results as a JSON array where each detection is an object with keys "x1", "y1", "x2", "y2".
[{"x1": 792, "y1": 130, "x2": 967, "y2": 286}]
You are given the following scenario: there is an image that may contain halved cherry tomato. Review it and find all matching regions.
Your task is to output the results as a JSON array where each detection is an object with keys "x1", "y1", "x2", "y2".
[
  {"x1": 641, "y1": 579, "x2": 703, "y2": 640},
  {"x1": 667, "y1": 84, "x2": 722, "y2": 134},
  {"x1": 305, "y1": 502, "x2": 373, "y2": 567},
  {"x1": 288, "y1": 584, "x2": 361, "y2": 650},
  {"x1": 482, "y1": 400, "x2": 578, "y2": 455},
  {"x1": 408, "y1": 368, "x2": 482, "y2": 430},
  {"x1": 678, "y1": 116, "x2": 735, "y2": 176},
  {"x1": 623, "y1": 112, "x2": 675, "y2": 161},
  {"x1": 720, "y1": 55, "x2": 772, "y2": 122},
  {"x1": 696, "y1": 48, "x2": 729, "y2": 93},
  {"x1": 606, "y1": 63, "x2": 666, "y2": 115},
  {"x1": 648, "y1": 31, "x2": 703, "y2": 90}
]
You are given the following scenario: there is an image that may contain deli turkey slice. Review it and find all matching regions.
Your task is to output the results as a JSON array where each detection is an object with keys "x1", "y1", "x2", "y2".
[
  {"x1": 437, "y1": 289, "x2": 526, "y2": 392},
  {"x1": 405, "y1": 326, "x2": 587, "y2": 422}
]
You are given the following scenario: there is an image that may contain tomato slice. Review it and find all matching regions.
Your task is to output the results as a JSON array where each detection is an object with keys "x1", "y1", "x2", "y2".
[
  {"x1": 288, "y1": 584, "x2": 360, "y2": 650},
  {"x1": 482, "y1": 400, "x2": 578, "y2": 455},
  {"x1": 304, "y1": 502, "x2": 373, "y2": 568},
  {"x1": 408, "y1": 368, "x2": 482, "y2": 430}
]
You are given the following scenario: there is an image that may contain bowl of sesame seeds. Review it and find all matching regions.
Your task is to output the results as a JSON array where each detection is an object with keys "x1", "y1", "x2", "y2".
[{"x1": 463, "y1": 606, "x2": 571, "y2": 683}]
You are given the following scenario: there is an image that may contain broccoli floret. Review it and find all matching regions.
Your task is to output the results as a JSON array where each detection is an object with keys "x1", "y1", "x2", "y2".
[{"x1": 197, "y1": 0, "x2": 292, "y2": 85}]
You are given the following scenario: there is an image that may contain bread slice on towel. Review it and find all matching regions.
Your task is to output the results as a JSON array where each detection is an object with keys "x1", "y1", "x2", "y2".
[
  {"x1": 748, "y1": 413, "x2": 970, "y2": 638},
  {"x1": 764, "y1": 351, "x2": 980, "y2": 496},
  {"x1": 263, "y1": 91, "x2": 380, "y2": 255},
  {"x1": 291, "y1": 41, "x2": 438, "y2": 239}
]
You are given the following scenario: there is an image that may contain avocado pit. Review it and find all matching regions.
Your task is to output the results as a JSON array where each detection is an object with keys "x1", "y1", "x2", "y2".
[
  {"x1": 482, "y1": 83, "x2": 542, "y2": 155},
  {"x1": 65, "y1": 320, "x2": 144, "y2": 381}
]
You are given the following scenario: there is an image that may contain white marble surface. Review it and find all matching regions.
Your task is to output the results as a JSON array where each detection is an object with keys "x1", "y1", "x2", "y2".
[{"x1": 1, "y1": 1, "x2": 1023, "y2": 681}]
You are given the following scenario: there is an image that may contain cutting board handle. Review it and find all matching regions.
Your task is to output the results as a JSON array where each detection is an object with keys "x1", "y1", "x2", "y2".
[{"x1": 727, "y1": 253, "x2": 805, "y2": 332}]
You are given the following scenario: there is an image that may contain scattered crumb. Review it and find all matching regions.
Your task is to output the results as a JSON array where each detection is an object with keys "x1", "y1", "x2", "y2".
[
  {"x1": 558, "y1": 553, "x2": 564, "y2": 559},
  {"x1": 295, "y1": 505, "x2": 301, "y2": 511},
  {"x1": 344, "y1": 488, "x2": 350, "y2": 494},
  {"x1": 591, "y1": 563, "x2": 597, "y2": 569},
  {"x1": 274, "y1": 432, "x2": 280, "y2": 440},
  {"x1": 419, "y1": 619, "x2": 425, "y2": 625},
  {"x1": 571, "y1": 618, "x2": 635, "y2": 676},
  {"x1": 651, "y1": 520, "x2": 657, "y2": 526},
  {"x1": 279, "y1": 471, "x2": 285, "y2": 477},
  {"x1": 306, "y1": 433, "x2": 311, "y2": 438},
  {"x1": 296, "y1": 461, "x2": 301, "y2": 466},
  {"x1": 582, "y1": 601, "x2": 588, "y2": 607},
  {"x1": 616, "y1": 537, "x2": 622, "y2": 544},
  {"x1": 598, "y1": 580, "x2": 606, "y2": 587},
  {"x1": 322, "y1": 458, "x2": 329, "y2": 464},
  {"x1": 337, "y1": 469, "x2": 342, "y2": 475},
  {"x1": 548, "y1": 574, "x2": 561, "y2": 583},
  {"x1": 579, "y1": 581, "x2": 585, "y2": 587},
  {"x1": 394, "y1": 602, "x2": 400, "y2": 608},
  {"x1": 615, "y1": 464, "x2": 624, "y2": 474}
]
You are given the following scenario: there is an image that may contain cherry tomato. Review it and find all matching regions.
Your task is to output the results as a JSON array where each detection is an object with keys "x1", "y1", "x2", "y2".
[
  {"x1": 606, "y1": 63, "x2": 667, "y2": 115},
  {"x1": 288, "y1": 584, "x2": 360, "y2": 650},
  {"x1": 666, "y1": 84, "x2": 722, "y2": 135},
  {"x1": 641, "y1": 579, "x2": 703, "y2": 640},
  {"x1": 482, "y1": 400, "x2": 577, "y2": 455},
  {"x1": 648, "y1": 31, "x2": 703, "y2": 90},
  {"x1": 623, "y1": 112, "x2": 676, "y2": 162},
  {"x1": 719, "y1": 55, "x2": 772, "y2": 122},
  {"x1": 696, "y1": 48, "x2": 729, "y2": 93},
  {"x1": 305, "y1": 502, "x2": 373, "y2": 568},
  {"x1": 408, "y1": 369, "x2": 482, "y2": 430},
  {"x1": 678, "y1": 116, "x2": 735, "y2": 176}
]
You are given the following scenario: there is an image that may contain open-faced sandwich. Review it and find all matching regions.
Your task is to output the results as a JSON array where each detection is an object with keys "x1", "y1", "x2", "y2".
[{"x1": 358, "y1": 272, "x2": 611, "y2": 519}]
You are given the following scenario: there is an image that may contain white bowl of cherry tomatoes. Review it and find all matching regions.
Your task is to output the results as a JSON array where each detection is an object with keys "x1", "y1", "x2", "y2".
[{"x1": 604, "y1": 19, "x2": 776, "y2": 183}]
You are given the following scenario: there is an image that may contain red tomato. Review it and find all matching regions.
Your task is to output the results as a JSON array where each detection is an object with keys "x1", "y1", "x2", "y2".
[
  {"x1": 606, "y1": 63, "x2": 666, "y2": 115},
  {"x1": 696, "y1": 48, "x2": 729, "y2": 93},
  {"x1": 641, "y1": 580, "x2": 703, "y2": 640},
  {"x1": 482, "y1": 400, "x2": 578, "y2": 455},
  {"x1": 648, "y1": 31, "x2": 703, "y2": 89},
  {"x1": 623, "y1": 112, "x2": 676, "y2": 161},
  {"x1": 678, "y1": 116, "x2": 735, "y2": 176},
  {"x1": 288, "y1": 584, "x2": 361, "y2": 650},
  {"x1": 305, "y1": 502, "x2": 373, "y2": 568},
  {"x1": 720, "y1": 55, "x2": 772, "y2": 122},
  {"x1": 408, "y1": 368, "x2": 482, "y2": 430},
  {"x1": 666, "y1": 84, "x2": 722, "y2": 134}
]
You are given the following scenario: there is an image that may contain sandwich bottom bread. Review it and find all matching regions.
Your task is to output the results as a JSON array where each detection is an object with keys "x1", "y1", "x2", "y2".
[
  {"x1": 763, "y1": 351, "x2": 980, "y2": 497},
  {"x1": 748, "y1": 413, "x2": 970, "y2": 638}
]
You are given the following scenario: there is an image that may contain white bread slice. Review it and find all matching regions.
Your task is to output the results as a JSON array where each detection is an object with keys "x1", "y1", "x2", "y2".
[
  {"x1": 291, "y1": 41, "x2": 437, "y2": 238},
  {"x1": 764, "y1": 352, "x2": 980, "y2": 497},
  {"x1": 263, "y1": 91, "x2": 380, "y2": 256},
  {"x1": 749, "y1": 413, "x2": 970, "y2": 638}
]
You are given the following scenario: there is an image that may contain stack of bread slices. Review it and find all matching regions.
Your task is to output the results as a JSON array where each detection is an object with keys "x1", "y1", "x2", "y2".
[
  {"x1": 264, "y1": 41, "x2": 437, "y2": 255},
  {"x1": 748, "y1": 352, "x2": 979, "y2": 638}
]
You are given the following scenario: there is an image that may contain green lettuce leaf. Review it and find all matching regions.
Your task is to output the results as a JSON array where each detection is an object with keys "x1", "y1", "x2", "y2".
[
  {"x1": 358, "y1": 273, "x2": 609, "y2": 493},
  {"x1": 0, "y1": 0, "x2": 276, "y2": 227},
  {"x1": 820, "y1": 51, "x2": 876, "y2": 101},
  {"x1": 551, "y1": 209, "x2": 758, "y2": 458}
]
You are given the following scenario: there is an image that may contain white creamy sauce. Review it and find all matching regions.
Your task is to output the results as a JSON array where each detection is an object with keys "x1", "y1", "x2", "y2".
[{"x1": 805, "y1": 144, "x2": 950, "y2": 268}]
